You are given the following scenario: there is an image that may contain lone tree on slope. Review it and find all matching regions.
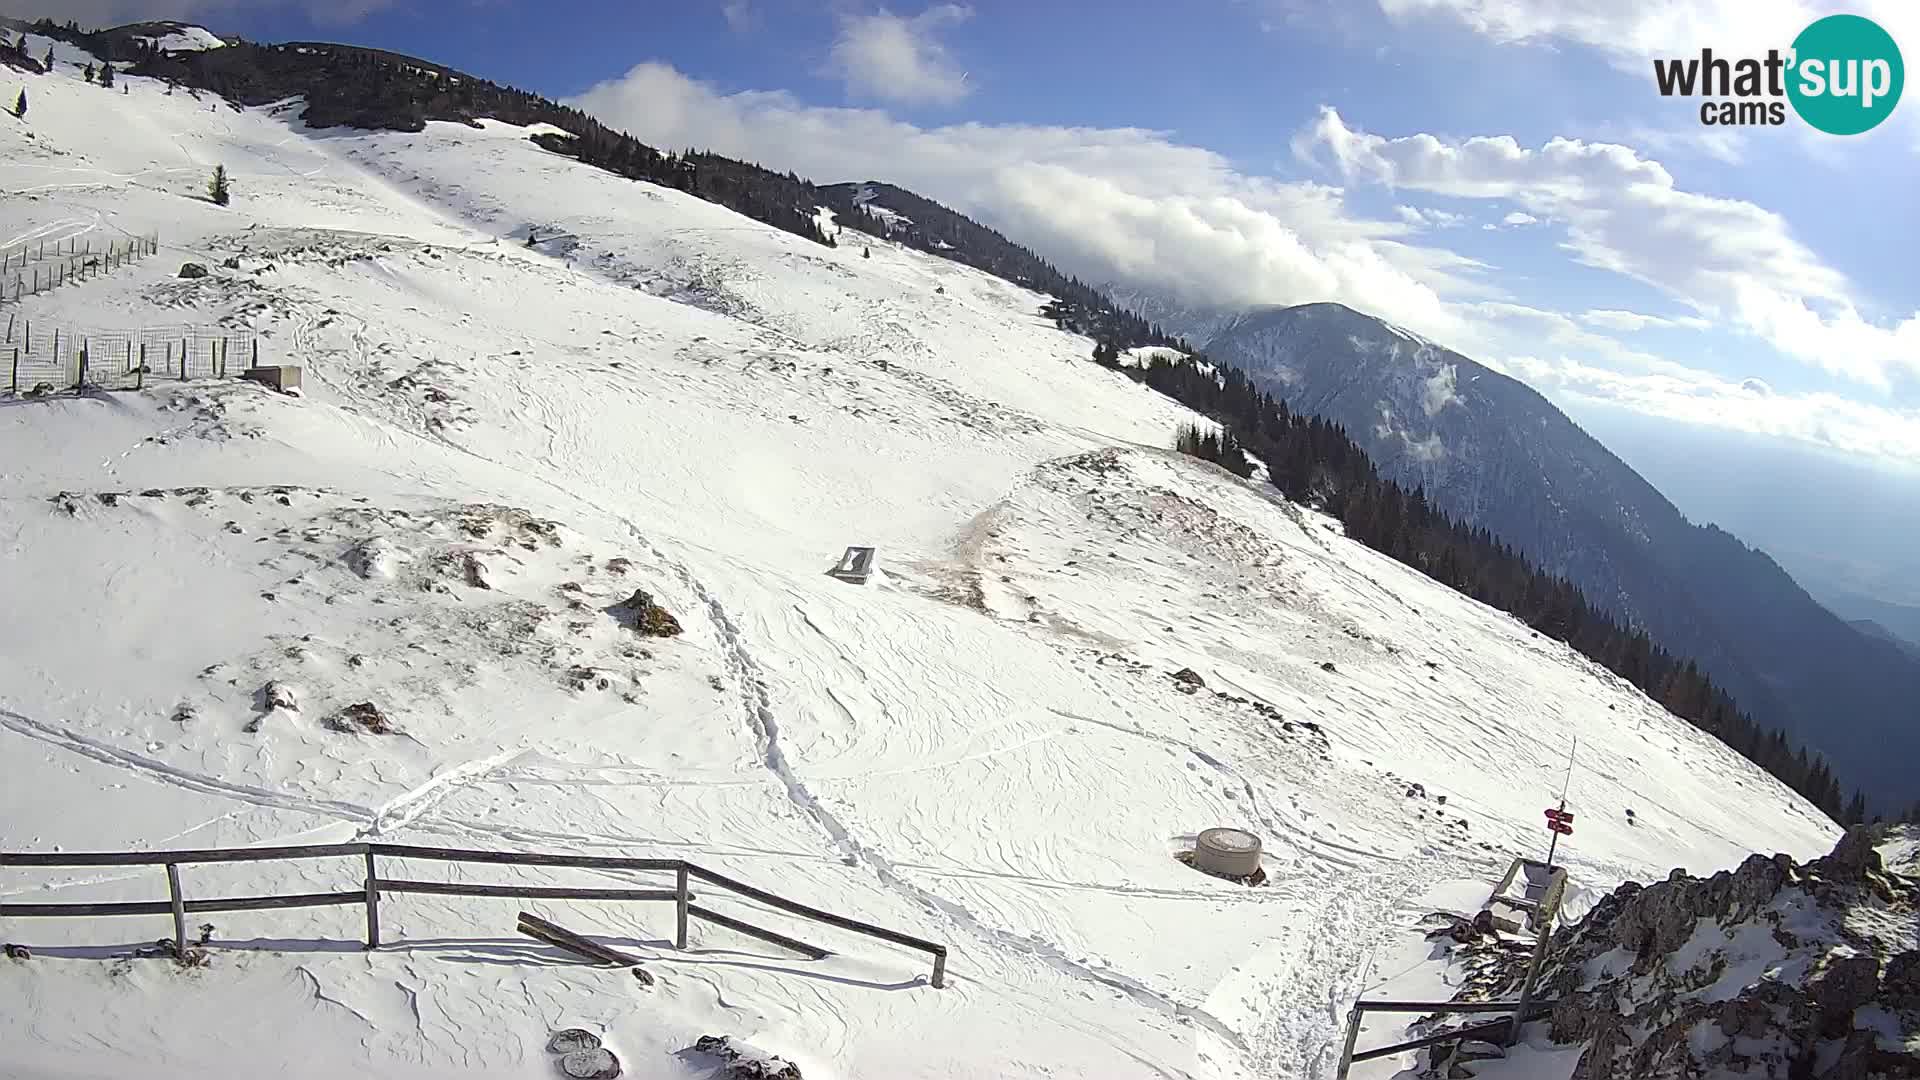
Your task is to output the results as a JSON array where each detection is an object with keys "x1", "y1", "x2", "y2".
[
  {"x1": 82, "y1": 62, "x2": 94, "y2": 83},
  {"x1": 97, "y1": 62, "x2": 114, "y2": 89},
  {"x1": 209, "y1": 165, "x2": 231, "y2": 206},
  {"x1": 13, "y1": 89, "x2": 24, "y2": 118}
]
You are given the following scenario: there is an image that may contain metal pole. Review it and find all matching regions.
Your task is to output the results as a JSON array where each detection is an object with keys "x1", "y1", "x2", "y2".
[
  {"x1": 930, "y1": 949, "x2": 947, "y2": 990},
  {"x1": 10, "y1": 348, "x2": 16, "y2": 395},
  {"x1": 1335, "y1": 1004, "x2": 1363, "y2": 1080},
  {"x1": 674, "y1": 865, "x2": 689, "y2": 949},
  {"x1": 166, "y1": 863, "x2": 187, "y2": 958},
  {"x1": 136, "y1": 343, "x2": 144, "y2": 390},
  {"x1": 1508, "y1": 909, "x2": 1555, "y2": 1047},
  {"x1": 363, "y1": 850, "x2": 380, "y2": 949}
]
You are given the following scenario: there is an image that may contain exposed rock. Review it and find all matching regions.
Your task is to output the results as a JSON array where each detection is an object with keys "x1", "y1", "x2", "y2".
[
  {"x1": 686, "y1": 1036, "x2": 803, "y2": 1080},
  {"x1": 262, "y1": 681, "x2": 298, "y2": 712},
  {"x1": 1170, "y1": 667, "x2": 1205, "y2": 687},
  {"x1": 613, "y1": 589, "x2": 682, "y2": 638},
  {"x1": 323, "y1": 702, "x2": 393, "y2": 735},
  {"x1": 558, "y1": 1048, "x2": 620, "y2": 1079},
  {"x1": 177, "y1": 262, "x2": 210, "y2": 279},
  {"x1": 545, "y1": 1030, "x2": 601, "y2": 1055},
  {"x1": 1460, "y1": 826, "x2": 1920, "y2": 1080}
]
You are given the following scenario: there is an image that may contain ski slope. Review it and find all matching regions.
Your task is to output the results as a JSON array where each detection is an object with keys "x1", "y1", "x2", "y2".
[{"x1": 0, "y1": 39, "x2": 1841, "y2": 1080}]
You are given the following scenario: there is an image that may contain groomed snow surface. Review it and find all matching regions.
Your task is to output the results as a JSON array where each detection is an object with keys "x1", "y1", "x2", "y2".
[{"x1": 0, "y1": 42, "x2": 1840, "y2": 1080}]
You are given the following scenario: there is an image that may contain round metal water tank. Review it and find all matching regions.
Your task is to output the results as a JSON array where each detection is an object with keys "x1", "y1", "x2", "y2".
[{"x1": 1194, "y1": 827, "x2": 1262, "y2": 878}]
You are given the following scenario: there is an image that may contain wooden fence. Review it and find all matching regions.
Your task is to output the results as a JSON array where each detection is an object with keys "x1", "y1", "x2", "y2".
[
  {"x1": 0, "y1": 841, "x2": 948, "y2": 988},
  {"x1": 0, "y1": 234, "x2": 160, "y2": 304}
]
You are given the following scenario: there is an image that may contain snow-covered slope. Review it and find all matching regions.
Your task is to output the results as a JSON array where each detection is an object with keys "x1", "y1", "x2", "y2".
[{"x1": 0, "y1": 39, "x2": 1840, "y2": 1080}]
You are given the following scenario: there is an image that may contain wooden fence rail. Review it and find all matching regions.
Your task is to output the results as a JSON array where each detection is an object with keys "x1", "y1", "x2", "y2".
[{"x1": 0, "y1": 842, "x2": 948, "y2": 988}]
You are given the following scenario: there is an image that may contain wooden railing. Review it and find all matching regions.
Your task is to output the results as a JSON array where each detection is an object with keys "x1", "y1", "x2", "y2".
[{"x1": 0, "y1": 842, "x2": 947, "y2": 988}]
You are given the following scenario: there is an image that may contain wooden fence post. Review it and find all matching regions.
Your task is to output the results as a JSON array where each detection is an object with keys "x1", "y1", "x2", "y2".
[
  {"x1": 78, "y1": 343, "x2": 88, "y2": 390},
  {"x1": 166, "y1": 863, "x2": 187, "y2": 958},
  {"x1": 9, "y1": 348, "x2": 17, "y2": 395},
  {"x1": 363, "y1": 850, "x2": 380, "y2": 949},
  {"x1": 675, "y1": 865, "x2": 690, "y2": 949},
  {"x1": 252, "y1": 339, "x2": 259, "y2": 368}
]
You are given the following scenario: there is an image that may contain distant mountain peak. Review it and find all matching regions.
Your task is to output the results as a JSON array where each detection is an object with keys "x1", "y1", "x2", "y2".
[{"x1": 1201, "y1": 298, "x2": 1920, "y2": 810}]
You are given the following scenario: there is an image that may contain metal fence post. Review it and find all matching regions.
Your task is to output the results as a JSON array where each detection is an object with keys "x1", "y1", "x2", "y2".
[
  {"x1": 78, "y1": 343, "x2": 88, "y2": 390},
  {"x1": 136, "y1": 344, "x2": 145, "y2": 391},
  {"x1": 363, "y1": 850, "x2": 380, "y2": 949},
  {"x1": 675, "y1": 864, "x2": 690, "y2": 949},
  {"x1": 165, "y1": 863, "x2": 187, "y2": 958},
  {"x1": 1509, "y1": 916, "x2": 1555, "y2": 1046},
  {"x1": 1335, "y1": 1004, "x2": 1363, "y2": 1080},
  {"x1": 930, "y1": 947, "x2": 947, "y2": 989},
  {"x1": 9, "y1": 348, "x2": 16, "y2": 395}
]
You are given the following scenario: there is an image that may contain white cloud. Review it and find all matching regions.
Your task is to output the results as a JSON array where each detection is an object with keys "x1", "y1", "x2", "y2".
[
  {"x1": 1579, "y1": 308, "x2": 1712, "y2": 332},
  {"x1": 1501, "y1": 211, "x2": 1538, "y2": 226},
  {"x1": 1374, "y1": 0, "x2": 1920, "y2": 66},
  {"x1": 1301, "y1": 106, "x2": 1920, "y2": 390},
  {"x1": 1396, "y1": 204, "x2": 1465, "y2": 228},
  {"x1": 721, "y1": 1, "x2": 757, "y2": 32},
  {"x1": 826, "y1": 5, "x2": 976, "y2": 106},
  {"x1": 1506, "y1": 352, "x2": 1920, "y2": 465},
  {"x1": 569, "y1": 63, "x2": 1499, "y2": 337},
  {"x1": 1617, "y1": 125, "x2": 1748, "y2": 166}
]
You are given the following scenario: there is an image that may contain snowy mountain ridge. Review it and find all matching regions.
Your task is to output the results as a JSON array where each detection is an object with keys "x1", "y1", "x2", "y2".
[
  {"x1": 1195, "y1": 302, "x2": 1920, "y2": 815},
  {"x1": 0, "y1": 29, "x2": 1842, "y2": 1080}
]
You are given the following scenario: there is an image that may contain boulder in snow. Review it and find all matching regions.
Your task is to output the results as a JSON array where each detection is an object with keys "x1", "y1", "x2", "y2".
[
  {"x1": 178, "y1": 263, "x2": 210, "y2": 279},
  {"x1": 611, "y1": 589, "x2": 682, "y2": 638},
  {"x1": 684, "y1": 1036, "x2": 802, "y2": 1080}
]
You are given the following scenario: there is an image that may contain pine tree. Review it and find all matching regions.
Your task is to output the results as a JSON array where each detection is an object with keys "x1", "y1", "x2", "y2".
[
  {"x1": 208, "y1": 165, "x2": 231, "y2": 206},
  {"x1": 13, "y1": 89, "x2": 23, "y2": 119},
  {"x1": 97, "y1": 63, "x2": 115, "y2": 89},
  {"x1": 44, "y1": 48, "x2": 54, "y2": 72},
  {"x1": 83, "y1": 62, "x2": 95, "y2": 84},
  {"x1": 862, "y1": 246, "x2": 871, "y2": 259},
  {"x1": 1843, "y1": 791, "x2": 1868, "y2": 827}
]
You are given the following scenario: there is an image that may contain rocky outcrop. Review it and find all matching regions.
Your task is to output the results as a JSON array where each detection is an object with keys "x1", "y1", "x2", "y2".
[
  {"x1": 684, "y1": 1035, "x2": 802, "y2": 1079},
  {"x1": 1479, "y1": 826, "x2": 1920, "y2": 1079},
  {"x1": 612, "y1": 589, "x2": 682, "y2": 638}
]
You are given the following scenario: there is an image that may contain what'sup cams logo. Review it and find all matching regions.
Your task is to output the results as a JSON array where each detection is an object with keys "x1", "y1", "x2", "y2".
[{"x1": 1653, "y1": 14, "x2": 1903, "y2": 134}]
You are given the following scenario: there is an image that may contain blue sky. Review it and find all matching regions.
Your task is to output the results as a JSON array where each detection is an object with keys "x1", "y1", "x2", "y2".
[{"x1": 17, "y1": 0, "x2": 1920, "y2": 584}]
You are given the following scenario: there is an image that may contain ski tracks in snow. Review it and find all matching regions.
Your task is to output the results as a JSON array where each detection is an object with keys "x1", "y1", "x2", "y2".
[{"x1": 0, "y1": 705, "x2": 375, "y2": 825}]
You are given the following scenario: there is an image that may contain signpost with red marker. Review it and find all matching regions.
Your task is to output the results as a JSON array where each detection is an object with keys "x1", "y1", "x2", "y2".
[
  {"x1": 1542, "y1": 736, "x2": 1578, "y2": 869},
  {"x1": 1544, "y1": 804, "x2": 1573, "y2": 867}
]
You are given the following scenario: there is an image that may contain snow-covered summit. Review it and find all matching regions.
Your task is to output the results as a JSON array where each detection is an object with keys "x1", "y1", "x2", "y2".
[
  {"x1": 134, "y1": 22, "x2": 227, "y2": 52},
  {"x1": 0, "y1": 38, "x2": 1841, "y2": 1079}
]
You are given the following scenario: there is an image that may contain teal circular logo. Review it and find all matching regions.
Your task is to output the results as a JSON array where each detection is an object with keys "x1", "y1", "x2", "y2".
[{"x1": 1787, "y1": 14, "x2": 1904, "y2": 135}]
